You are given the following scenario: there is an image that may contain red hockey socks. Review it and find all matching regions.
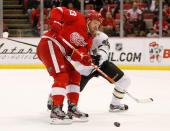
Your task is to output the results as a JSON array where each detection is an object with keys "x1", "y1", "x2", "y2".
[
  {"x1": 52, "y1": 95, "x2": 65, "y2": 106},
  {"x1": 67, "y1": 92, "x2": 79, "y2": 105}
]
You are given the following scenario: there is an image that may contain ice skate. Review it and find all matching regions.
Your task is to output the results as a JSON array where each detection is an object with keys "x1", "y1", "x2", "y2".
[
  {"x1": 49, "y1": 105, "x2": 72, "y2": 125},
  {"x1": 47, "y1": 94, "x2": 53, "y2": 110},
  {"x1": 67, "y1": 104, "x2": 89, "y2": 122},
  {"x1": 109, "y1": 104, "x2": 128, "y2": 112}
]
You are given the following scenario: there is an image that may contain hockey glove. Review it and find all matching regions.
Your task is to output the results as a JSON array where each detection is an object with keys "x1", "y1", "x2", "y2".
[
  {"x1": 91, "y1": 55, "x2": 101, "y2": 66},
  {"x1": 72, "y1": 47, "x2": 93, "y2": 66},
  {"x1": 49, "y1": 20, "x2": 62, "y2": 33},
  {"x1": 80, "y1": 53, "x2": 93, "y2": 66}
]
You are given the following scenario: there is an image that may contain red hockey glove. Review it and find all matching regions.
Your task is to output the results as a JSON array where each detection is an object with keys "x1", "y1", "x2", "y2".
[
  {"x1": 49, "y1": 20, "x2": 62, "y2": 33},
  {"x1": 71, "y1": 47, "x2": 93, "y2": 66},
  {"x1": 80, "y1": 53, "x2": 93, "y2": 66}
]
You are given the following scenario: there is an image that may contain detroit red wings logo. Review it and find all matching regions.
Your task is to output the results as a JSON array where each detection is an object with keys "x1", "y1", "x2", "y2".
[{"x1": 70, "y1": 32, "x2": 88, "y2": 46}]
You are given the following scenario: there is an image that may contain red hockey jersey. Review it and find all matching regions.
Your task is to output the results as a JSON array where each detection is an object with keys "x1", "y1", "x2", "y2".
[{"x1": 43, "y1": 7, "x2": 93, "y2": 55}]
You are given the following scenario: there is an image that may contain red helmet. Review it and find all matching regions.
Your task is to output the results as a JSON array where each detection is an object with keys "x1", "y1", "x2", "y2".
[{"x1": 85, "y1": 10, "x2": 103, "y2": 23}]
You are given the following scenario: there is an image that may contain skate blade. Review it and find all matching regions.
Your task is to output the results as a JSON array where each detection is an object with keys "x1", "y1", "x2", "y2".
[
  {"x1": 72, "y1": 117, "x2": 88, "y2": 122},
  {"x1": 109, "y1": 108, "x2": 128, "y2": 112},
  {"x1": 49, "y1": 118, "x2": 72, "y2": 125}
]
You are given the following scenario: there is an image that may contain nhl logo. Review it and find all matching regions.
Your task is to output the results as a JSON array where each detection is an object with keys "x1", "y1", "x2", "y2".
[{"x1": 115, "y1": 43, "x2": 122, "y2": 51}]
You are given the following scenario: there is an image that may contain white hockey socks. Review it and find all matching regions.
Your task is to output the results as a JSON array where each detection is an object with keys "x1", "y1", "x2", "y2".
[{"x1": 111, "y1": 75, "x2": 131, "y2": 105}]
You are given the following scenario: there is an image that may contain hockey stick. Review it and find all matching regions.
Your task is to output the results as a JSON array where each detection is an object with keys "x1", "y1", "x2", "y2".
[
  {"x1": 126, "y1": 92, "x2": 153, "y2": 103},
  {"x1": 5, "y1": 38, "x2": 38, "y2": 47},
  {"x1": 62, "y1": 38, "x2": 153, "y2": 103}
]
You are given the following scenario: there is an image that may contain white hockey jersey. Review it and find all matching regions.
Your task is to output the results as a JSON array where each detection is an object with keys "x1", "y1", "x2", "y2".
[{"x1": 73, "y1": 31, "x2": 110, "y2": 76}]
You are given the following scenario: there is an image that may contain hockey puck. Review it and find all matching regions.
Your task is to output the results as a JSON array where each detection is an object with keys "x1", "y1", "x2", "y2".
[
  {"x1": 150, "y1": 98, "x2": 154, "y2": 101},
  {"x1": 114, "y1": 122, "x2": 120, "y2": 127}
]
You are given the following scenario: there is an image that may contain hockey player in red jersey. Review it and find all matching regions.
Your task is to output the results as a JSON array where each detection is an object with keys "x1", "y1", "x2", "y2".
[{"x1": 37, "y1": 7, "x2": 103, "y2": 124}]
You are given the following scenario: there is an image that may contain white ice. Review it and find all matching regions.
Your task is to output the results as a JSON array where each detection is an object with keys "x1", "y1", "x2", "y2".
[{"x1": 0, "y1": 69, "x2": 170, "y2": 131}]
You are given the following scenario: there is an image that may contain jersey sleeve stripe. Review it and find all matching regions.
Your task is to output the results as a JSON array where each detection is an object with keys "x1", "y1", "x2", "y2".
[
  {"x1": 99, "y1": 49, "x2": 108, "y2": 55},
  {"x1": 98, "y1": 45, "x2": 103, "y2": 48},
  {"x1": 56, "y1": 7, "x2": 63, "y2": 13}
]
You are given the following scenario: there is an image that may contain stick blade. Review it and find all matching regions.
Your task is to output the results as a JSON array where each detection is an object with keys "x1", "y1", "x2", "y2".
[{"x1": 137, "y1": 98, "x2": 153, "y2": 103}]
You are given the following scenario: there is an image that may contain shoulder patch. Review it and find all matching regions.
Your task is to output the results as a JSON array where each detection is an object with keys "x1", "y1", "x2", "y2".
[
  {"x1": 102, "y1": 39, "x2": 110, "y2": 49},
  {"x1": 96, "y1": 33, "x2": 100, "y2": 36}
]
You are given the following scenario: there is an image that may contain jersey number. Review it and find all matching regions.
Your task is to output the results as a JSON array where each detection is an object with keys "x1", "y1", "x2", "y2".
[{"x1": 69, "y1": 10, "x2": 77, "y2": 16}]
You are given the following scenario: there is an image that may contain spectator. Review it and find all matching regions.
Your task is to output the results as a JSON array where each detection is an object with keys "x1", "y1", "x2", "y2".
[
  {"x1": 19, "y1": 0, "x2": 23, "y2": 5},
  {"x1": 133, "y1": 27, "x2": 140, "y2": 37},
  {"x1": 31, "y1": 4, "x2": 48, "y2": 28},
  {"x1": 149, "y1": 0, "x2": 159, "y2": 15},
  {"x1": 164, "y1": 0, "x2": 170, "y2": 5},
  {"x1": 61, "y1": 0, "x2": 68, "y2": 7},
  {"x1": 134, "y1": 14, "x2": 146, "y2": 36},
  {"x1": 132, "y1": 0, "x2": 141, "y2": 3},
  {"x1": 23, "y1": 0, "x2": 29, "y2": 13},
  {"x1": 100, "y1": 11, "x2": 116, "y2": 36},
  {"x1": 37, "y1": 14, "x2": 50, "y2": 33},
  {"x1": 162, "y1": 30, "x2": 168, "y2": 37},
  {"x1": 108, "y1": 0, "x2": 114, "y2": 4},
  {"x1": 61, "y1": 0, "x2": 80, "y2": 11},
  {"x1": 139, "y1": 30, "x2": 146, "y2": 37},
  {"x1": 112, "y1": 24, "x2": 120, "y2": 37},
  {"x1": 51, "y1": 4, "x2": 56, "y2": 9},
  {"x1": 124, "y1": 0, "x2": 132, "y2": 4},
  {"x1": 27, "y1": 0, "x2": 38, "y2": 22},
  {"x1": 67, "y1": 2, "x2": 77, "y2": 11},
  {"x1": 44, "y1": 0, "x2": 53, "y2": 8},
  {"x1": 32, "y1": 0, "x2": 40, "y2": 7},
  {"x1": 163, "y1": 4, "x2": 170, "y2": 23},
  {"x1": 113, "y1": 0, "x2": 120, "y2": 5},
  {"x1": 71, "y1": 0, "x2": 81, "y2": 11},
  {"x1": 31, "y1": 4, "x2": 40, "y2": 26},
  {"x1": 47, "y1": 1, "x2": 60, "y2": 18},
  {"x1": 150, "y1": 0, "x2": 156, "y2": 12},
  {"x1": 52, "y1": 0, "x2": 61, "y2": 7},
  {"x1": 31, "y1": 5, "x2": 48, "y2": 32},
  {"x1": 99, "y1": 3, "x2": 112, "y2": 18},
  {"x1": 87, "y1": 0, "x2": 103, "y2": 11},
  {"x1": 123, "y1": 15, "x2": 133, "y2": 36},
  {"x1": 153, "y1": 15, "x2": 169, "y2": 33},
  {"x1": 112, "y1": 5, "x2": 120, "y2": 19},
  {"x1": 104, "y1": 0, "x2": 109, "y2": 4},
  {"x1": 147, "y1": 28, "x2": 159, "y2": 37},
  {"x1": 126, "y1": 2, "x2": 142, "y2": 23},
  {"x1": 47, "y1": 4, "x2": 57, "y2": 18}
]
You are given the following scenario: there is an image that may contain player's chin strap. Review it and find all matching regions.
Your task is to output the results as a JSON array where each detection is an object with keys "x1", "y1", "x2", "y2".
[{"x1": 62, "y1": 38, "x2": 153, "y2": 104}]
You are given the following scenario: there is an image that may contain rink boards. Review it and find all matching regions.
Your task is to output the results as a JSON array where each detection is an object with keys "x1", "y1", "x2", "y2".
[{"x1": 0, "y1": 37, "x2": 169, "y2": 70}]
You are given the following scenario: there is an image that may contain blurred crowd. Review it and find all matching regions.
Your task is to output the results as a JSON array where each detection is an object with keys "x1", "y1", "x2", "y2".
[
  {"x1": 98, "y1": 0, "x2": 170, "y2": 37},
  {"x1": 9, "y1": 0, "x2": 170, "y2": 37}
]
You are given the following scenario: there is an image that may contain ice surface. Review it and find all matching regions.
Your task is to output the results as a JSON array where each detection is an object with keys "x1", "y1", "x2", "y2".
[{"x1": 0, "y1": 69, "x2": 170, "y2": 131}]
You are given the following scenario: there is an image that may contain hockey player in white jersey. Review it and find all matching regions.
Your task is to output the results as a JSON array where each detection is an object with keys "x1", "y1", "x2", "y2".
[
  {"x1": 48, "y1": 31, "x2": 131, "y2": 112},
  {"x1": 75, "y1": 31, "x2": 130, "y2": 111}
]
